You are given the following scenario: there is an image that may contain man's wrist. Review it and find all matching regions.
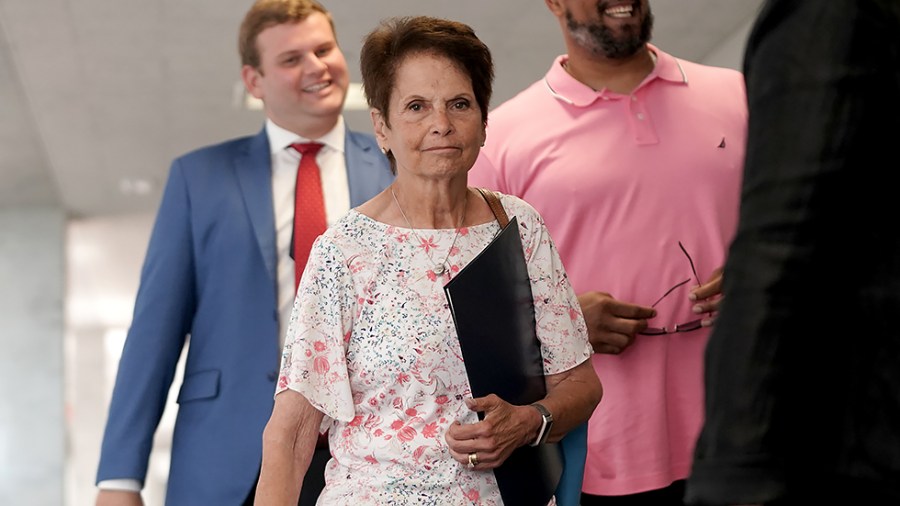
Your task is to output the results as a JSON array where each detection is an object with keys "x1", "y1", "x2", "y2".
[{"x1": 97, "y1": 479, "x2": 142, "y2": 492}]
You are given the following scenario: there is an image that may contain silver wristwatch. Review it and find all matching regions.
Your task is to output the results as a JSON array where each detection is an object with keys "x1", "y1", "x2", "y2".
[{"x1": 529, "y1": 402, "x2": 554, "y2": 446}]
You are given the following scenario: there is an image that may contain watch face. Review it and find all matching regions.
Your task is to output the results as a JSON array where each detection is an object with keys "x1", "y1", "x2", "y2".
[
  {"x1": 540, "y1": 418, "x2": 553, "y2": 445},
  {"x1": 531, "y1": 403, "x2": 553, "y2": 446}
]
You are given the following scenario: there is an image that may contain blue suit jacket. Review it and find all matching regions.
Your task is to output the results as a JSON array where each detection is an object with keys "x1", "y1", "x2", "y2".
[{"x1": 96, "y1": 126, "x2": 394, "y2": 504}]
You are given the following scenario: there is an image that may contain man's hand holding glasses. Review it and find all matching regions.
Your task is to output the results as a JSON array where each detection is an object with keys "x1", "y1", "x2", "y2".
[
  {"x1": 639, "y1": 242, "x2": 722, "y2": 336},
  {"x1": 689, "y1": 266, "x2": 723, "y2": 327},
  {"x1": 577, "y1": 291, "x2": 656, "y2": 355},
  {"x1": 577, "y1": 242, "x2": 724, "y2": 353}
]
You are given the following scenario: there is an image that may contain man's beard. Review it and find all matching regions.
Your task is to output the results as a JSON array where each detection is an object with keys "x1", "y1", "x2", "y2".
[{"x1": 565, "y1": 4, "x2": 654, "y2": 59}]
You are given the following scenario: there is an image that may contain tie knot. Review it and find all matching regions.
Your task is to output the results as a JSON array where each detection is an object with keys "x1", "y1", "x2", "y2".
[{"x1": 291, "y1": 142, "x2": 324, "y2": 157}]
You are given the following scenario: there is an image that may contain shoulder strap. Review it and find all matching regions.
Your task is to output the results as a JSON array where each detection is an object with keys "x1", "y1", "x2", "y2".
[{"x1": 476, "y1": 187, "x2": 509, "y2": 228}]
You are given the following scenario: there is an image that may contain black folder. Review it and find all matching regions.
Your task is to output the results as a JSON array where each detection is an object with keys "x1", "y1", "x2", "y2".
[{"x1": 444, "y1": 217, "x2": 563, "y2": 506}]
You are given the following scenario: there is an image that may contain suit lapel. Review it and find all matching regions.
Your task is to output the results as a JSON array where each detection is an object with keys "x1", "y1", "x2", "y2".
[
  {"x1": 345, "y1": 128, "x2": 380, "y2": 207},
  {"x1": 235, "y1": 128, "x2": 277, "y2": 282}
]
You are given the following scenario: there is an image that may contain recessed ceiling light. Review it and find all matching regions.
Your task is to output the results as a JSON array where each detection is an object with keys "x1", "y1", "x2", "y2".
[
  {"x1": 344, "y1": 83, "x2": 368, "y2": 111},
  {"x1": 118, "y1": 178, "x2": 154, "y2": 195}
]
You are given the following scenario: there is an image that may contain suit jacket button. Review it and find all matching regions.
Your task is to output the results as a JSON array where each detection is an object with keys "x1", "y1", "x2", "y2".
[{"x1": 267, "y1": 371, "x2": 278, "y2": 382}]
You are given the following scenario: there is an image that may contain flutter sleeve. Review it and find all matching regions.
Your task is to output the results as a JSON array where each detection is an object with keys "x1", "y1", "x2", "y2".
[{"x1": 276, "y1": 235, "x2": 357, "y2": 432}]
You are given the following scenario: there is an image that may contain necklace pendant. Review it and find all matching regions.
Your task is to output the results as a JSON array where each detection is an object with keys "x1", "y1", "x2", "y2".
[{"x1": 433, "y1": 264, "x2": 446, "y2": 275}]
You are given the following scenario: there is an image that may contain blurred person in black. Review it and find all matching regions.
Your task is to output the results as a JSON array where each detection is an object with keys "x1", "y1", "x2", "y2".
[{"x1": 687, "y1": 0, "x2": 900, "y2": 504}]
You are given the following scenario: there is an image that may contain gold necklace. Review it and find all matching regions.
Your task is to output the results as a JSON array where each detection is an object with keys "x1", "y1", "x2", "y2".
[{"x1": 390, "y1": 185, "x2": 467, "y2": 276}]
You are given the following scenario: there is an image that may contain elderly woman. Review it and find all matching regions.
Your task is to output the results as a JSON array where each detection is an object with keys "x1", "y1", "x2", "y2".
[{"x1": 255, "y1": 16, "x2": 602, "y2": 505}]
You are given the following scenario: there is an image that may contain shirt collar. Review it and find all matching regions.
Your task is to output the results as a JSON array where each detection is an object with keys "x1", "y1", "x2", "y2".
[
  {"x1": 544, "y1": 44, "x2": 688, "y2": 107},
  {"x1": 644, "y1": 44, "x2": 689, "y2": 86},
  {"x1": 265, "y1": 116, "x2": 346, "y2": 155}
]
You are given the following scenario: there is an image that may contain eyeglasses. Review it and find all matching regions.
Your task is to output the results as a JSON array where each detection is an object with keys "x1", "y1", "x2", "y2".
[{"x1": 639, "y1": 241, "x2": 703, "y2": 336}]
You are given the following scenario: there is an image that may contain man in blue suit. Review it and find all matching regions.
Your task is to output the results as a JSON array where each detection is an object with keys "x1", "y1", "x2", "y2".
[{"x1": 94, "y1": 1, "x2": 393, "y2": 505}]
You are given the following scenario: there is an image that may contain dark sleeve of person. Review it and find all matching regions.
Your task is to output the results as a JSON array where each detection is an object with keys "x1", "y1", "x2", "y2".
[{"x1": 686, "y1": 0, "x2": 900, "y2": 504}]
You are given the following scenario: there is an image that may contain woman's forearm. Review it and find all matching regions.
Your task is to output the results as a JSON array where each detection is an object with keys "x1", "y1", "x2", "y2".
[
  {"x1": 540, "y1": 360, "x2": 602, "y2": 442},
  {"x1": 255, "y1": 390, "x2": 325, "y2": 505}
]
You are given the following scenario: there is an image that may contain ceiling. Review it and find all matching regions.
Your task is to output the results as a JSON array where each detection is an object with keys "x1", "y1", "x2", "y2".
[{"x1": 0, "y1": 0, "x2": 765, "y2": 219}]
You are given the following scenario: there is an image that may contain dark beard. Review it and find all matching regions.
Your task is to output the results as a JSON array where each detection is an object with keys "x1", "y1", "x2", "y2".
[{"x1": 565, "y1": 5, "x2": 654, "y2": 59}]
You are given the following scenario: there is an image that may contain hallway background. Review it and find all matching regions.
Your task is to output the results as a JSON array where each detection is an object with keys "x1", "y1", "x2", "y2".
[{"x1": 0, "y1": 1, "x2": 765, "y2": 504}]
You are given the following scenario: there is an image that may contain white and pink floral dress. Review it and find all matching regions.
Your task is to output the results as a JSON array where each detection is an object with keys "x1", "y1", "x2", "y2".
[{"x1": 277, "y1": 193, "x2": 592, "y2": 505}]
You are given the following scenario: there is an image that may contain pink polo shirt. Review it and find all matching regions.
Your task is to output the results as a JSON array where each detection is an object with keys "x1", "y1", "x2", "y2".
[{"x1": 469, "y1": 46, "x2": 747, "y2": 495}]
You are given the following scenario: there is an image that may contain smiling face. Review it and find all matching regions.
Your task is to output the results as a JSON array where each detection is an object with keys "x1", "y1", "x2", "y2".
[
  {"x1": 241, "y1": 12, "x2": 349, "y2": 138},
  {"x1": 372, "y1": 52, "x2": 486, "y2": 181},
  {"x1": 555, "y1": 0, "x2": 653, "y2": 59}
]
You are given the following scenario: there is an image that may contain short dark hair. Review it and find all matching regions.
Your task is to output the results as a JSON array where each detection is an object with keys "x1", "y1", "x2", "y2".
[
  {"x1": 238, "y1": 0, "x2": 334, "y2": 70},
  {"x1": 360, "y1": 16, "x2": 494, "y2": 128}
]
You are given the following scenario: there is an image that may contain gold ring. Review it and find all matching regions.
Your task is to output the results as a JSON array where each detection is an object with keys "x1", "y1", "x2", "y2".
[{"x1": 468, "y1": 452, "x2": 478, "y2": 467}]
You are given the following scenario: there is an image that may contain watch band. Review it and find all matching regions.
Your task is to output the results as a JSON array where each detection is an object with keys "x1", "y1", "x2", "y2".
[{"x1": 530, "y1": 402, "x2": 553, "y2": 446}]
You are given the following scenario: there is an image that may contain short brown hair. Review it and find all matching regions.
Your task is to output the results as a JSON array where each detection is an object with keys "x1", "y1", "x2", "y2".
[
  {"x1": 238, "y1": 0, "x2": 335, "y2": 70},
  {"x1": 360, "y1": 16, "x2": 494, "y2": 128}
]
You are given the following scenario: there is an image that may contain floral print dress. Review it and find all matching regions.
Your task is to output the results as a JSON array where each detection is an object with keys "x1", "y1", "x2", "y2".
[{"x1": 277, "y1": 193, "x2": 592, "y2": 505}]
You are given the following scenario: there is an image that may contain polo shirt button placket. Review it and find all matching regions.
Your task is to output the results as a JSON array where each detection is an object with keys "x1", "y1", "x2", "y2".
[{"x1": 629, "y1": 95, "x2": 658, "y2": 145}]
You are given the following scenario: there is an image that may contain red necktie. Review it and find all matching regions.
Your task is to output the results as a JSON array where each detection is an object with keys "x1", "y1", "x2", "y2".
[
  {"x1": 291, "y1": 142, "x2": 326, "y2": 288},
  {"x1": 291, "y1": 142, "x2": 331, "y2": 449}
]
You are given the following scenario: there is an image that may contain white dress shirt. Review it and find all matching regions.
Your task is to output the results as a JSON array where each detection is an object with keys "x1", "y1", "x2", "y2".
[{"x1": 268, "y1": 117, "x2": 351, "y2": 346}]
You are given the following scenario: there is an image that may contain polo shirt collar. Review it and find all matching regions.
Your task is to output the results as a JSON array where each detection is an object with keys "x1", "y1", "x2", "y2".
[
  {"x1": 645, "y1": 45, "x2": 689, "y2": 90},
  {"x1": 544, "y1": 44, "x2": 688, "y2": 107}
]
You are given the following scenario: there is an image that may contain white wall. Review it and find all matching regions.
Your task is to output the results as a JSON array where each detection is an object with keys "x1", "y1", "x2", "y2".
[{"x1": 0, "y1": 208, "x2": 66, "y2": 506}]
